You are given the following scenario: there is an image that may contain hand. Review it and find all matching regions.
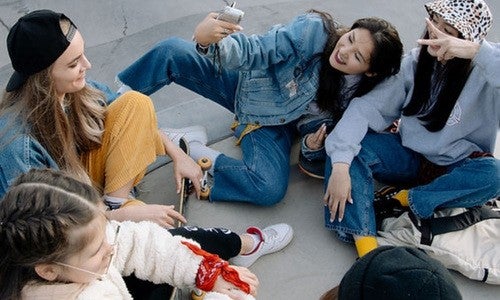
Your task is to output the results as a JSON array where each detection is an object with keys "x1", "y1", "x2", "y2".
[
  {"x1": 212, "y1": 266, "x2": 259, "y2": 297},
  {"x1": 193, "y1": 13, "x2": 243, "y2": 46},
  {"x1": 172, "y1": 150, "x2": 203, "y2": 198},
  {"x1": 305, "y1": 123, "x2": 327, "y2": 150},
  {"x1": 108, "y1": 204, "x2": 186, "y2": 229},
  {"x1": 323, "y1": 163, "x2": 352, "y2": 222},
  {"x1": 158, "y1": 130, "x2": 203, "y2": 198},
  {"x1": 417, "y1": 18, "x2": 480, "y2": 62}
]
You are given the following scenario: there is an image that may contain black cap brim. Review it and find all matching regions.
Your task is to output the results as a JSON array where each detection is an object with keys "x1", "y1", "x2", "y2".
[{"x1": 6, "y1": 70, "x2": 28, "y2": 92}]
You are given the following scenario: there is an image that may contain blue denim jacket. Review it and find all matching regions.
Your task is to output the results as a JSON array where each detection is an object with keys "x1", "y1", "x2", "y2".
[
  {"x1": 0, "y1": 80, "x2": 116, "y2": 198},
  {"x1": 203, "y1": 13, "x2": 328, "y2": 126}
]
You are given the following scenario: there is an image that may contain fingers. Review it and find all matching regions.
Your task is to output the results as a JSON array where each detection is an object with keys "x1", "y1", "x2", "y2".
[
  {"x1": 167, "y1": 206, "x2": 187, "y2": 224},
  {"x1": 305, "y1": 123, "x2": 327, "y2": 150},
  {"x1": 175, "y1": 174, "x2": 182, "y2": 194},
  {"x1": 191, "y1": 174, "x2": 202, "y2": 199},
  {"x1": 231, "y1": 266, "x2": 259, "y2": 296}
]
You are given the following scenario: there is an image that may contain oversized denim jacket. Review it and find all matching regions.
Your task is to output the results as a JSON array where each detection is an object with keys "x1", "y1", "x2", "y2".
[
  {"x1": 203, "y1": 13, "x2": 328, "y2": 126},
  {"x1": 0, "y1": 81, "x2": 116, "y2": 197}
]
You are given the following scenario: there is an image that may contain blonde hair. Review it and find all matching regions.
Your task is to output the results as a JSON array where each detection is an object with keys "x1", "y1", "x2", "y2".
[{"x1": 0, "y1": 19, "x2": 105, "y2": 185}]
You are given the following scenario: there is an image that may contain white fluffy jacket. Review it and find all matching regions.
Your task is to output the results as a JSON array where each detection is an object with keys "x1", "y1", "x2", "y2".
[{"x1": 21, "y1": 220, "x2": 254, "y2": 300}]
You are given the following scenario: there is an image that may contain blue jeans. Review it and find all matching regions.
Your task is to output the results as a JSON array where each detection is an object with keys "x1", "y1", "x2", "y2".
[
  {"x1": 324, "y1": 131, "x2": 500, "y2": 242},
  {"x1": 118, "y1": 37, "x2": 295, "y2": 205}
]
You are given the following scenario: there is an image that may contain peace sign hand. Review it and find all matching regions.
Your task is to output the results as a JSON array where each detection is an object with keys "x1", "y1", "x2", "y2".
[{"x1": 417, "y1": 18, "x2": 480, "y2": 62}]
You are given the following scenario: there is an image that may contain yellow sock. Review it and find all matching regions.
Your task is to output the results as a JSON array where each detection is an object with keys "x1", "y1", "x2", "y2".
[
  {"x1": 393, "y1": 189, "x2": 409, "y2": 207},
  {"x1": 354, "y1": 236, "x2": 378, "y2": 257}
]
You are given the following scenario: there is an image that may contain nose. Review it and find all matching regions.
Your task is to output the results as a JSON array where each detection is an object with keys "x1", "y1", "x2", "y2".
[
  {"x1": 82, "y1": 54, "x2": 92, "y2": 70},
  {"x1": 339, "y1": 46, "x2": 354, "y2": 61}
]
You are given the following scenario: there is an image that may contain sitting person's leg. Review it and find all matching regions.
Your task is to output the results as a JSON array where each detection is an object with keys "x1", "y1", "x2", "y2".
[
  {"x1": 81, "y1": 90, "x2": 164, "y2": 201},
  {"x1": 408, "y1": 156, "x2": 500, "y2": 219},
  {"x1": 324, "y1": 132, "x2": 420, "y2": 257},
  {"x1": 117, "y1": 37, "x2": 238, "y2": 112},
  {"x1": 198, "y1": 123, "x2": 296, "y2": 206}
]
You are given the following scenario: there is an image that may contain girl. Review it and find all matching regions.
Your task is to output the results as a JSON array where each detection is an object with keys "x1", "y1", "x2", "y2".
[
  {"x1": 116, "y1": 10, "x2": 403, "y2": 205},
  {"x1": 0, "y1": 168, "x2": 258, "y2": 299},
  {"x1": 323, "y1": 0, "x2": 500, "y2": 257},
  {"x1": 0, "y1": 9, "x2": 202, "y2": 227}
]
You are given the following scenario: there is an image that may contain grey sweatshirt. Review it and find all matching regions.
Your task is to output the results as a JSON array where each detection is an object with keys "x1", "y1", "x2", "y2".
[{"x1": 326, "y1": 41, "x2": 500, "y2": 166}]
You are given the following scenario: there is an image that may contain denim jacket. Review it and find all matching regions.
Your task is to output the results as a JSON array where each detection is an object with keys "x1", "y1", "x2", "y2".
[
  {"x1": 0, "y1": 115, "x2": 59, "y2": 197},
  {"x1": 203, "y1": 13, "x2": 328, "y2": 126},
  {"x1": 0, "y1": 80, "x2": 115, "y2": 198}
]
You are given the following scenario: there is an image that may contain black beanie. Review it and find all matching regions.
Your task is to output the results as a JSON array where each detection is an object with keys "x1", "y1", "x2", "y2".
[{"x1": 338, "y1": 246, "x2": 462, "y2": 300}]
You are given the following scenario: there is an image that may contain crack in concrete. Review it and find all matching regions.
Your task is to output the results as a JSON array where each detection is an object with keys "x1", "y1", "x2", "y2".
[{"x1": 120, "y1": 5, "x2": 128, "y2": 37}]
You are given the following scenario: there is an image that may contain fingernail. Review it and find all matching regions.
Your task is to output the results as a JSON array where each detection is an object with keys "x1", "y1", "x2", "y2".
[
  {"x1": 338, "y1": 217, "x2": 343, "y2": 222},
  {"x1": 330, "y1": 218, "x2": 334, "y2": 223}
]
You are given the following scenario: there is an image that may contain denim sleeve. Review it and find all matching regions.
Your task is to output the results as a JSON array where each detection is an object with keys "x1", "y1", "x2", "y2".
[
  {"x1": 206, "y1": 13, "x2": 327, "y2": 70},
  {"x1": 87, "y1": 80, "x2": 120, "y2": 104},
  {"x1": 301, "y1": 136, "x2": 326, "y2": 161},
  {"x1": 0, "y1": 135, "x2": 59, "y2": 198}
]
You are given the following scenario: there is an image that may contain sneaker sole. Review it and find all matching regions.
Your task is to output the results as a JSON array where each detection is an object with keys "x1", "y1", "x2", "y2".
[{"x1": 298, "y1": 163, "x2": 325, "y2": 179}]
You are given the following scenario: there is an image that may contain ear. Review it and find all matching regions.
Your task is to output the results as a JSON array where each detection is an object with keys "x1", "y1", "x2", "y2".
[
  {"x1": 364, "y1": 71, "x2": 377, "y2": 77},
  {"x1": 34, "y1": 264, "x2": 60, "y2": 281}
]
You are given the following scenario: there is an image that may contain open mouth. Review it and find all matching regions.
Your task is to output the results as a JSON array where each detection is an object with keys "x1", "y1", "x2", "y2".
[{"x1": 334, "y1": 51, "x2": 345, "y2": 65}]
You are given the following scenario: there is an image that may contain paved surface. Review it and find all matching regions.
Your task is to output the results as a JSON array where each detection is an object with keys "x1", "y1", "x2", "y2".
[{"x1": 1, "y1": 1, "x2": 499, "y2": 299}]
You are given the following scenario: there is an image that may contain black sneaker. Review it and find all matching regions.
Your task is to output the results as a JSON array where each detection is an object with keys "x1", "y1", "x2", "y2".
[{"x1": 298, "y1": 152, "x2": 325, "y2": 179}]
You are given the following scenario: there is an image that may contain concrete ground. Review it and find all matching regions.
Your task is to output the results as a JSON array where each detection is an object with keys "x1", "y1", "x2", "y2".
[{"x1": 1, "y1": 0, "x2": 499, "y2": 299}]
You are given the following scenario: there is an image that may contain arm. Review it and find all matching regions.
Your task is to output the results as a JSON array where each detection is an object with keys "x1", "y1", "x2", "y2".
[
  {"x1": 0, "y1": 132, "x2": 59, "y2": 196},
  {"x1": 323, "y1": 74, "x2": 406, "y2": 221},
  {"x1": 194, "y1": 13, "x2": 327, "y2": 71},
  {"x1": 111, "y1": 221, "x2": 258, "y2": 295}
]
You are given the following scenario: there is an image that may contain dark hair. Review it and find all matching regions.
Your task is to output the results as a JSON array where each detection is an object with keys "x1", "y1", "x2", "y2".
[
  {"x1": 0, "y1": 169, "x2": 102, "y2": 299},
  {"x1": 402, "y1": 31, "x2": 470, "y2": 132},
  {"x1": 314, "y1": 13, "x2": 403, "y2": 121}
]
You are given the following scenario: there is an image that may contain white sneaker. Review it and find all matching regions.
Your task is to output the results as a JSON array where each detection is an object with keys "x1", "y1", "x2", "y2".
[
  {"x1": 161, "y1": 125, "x2": 208, "y2": 146},
  {"x1": 230, "y1": 223, "x2": 293, "y2": 268}
]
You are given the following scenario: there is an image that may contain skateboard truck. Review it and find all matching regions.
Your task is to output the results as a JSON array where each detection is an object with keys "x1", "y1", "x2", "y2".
[{"x1": 197, "y1": 157, "x2": 212, "y2": 200}]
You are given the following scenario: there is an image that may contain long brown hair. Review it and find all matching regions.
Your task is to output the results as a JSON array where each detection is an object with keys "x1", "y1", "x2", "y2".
[
  {"x1": 0, "y1": 169, "x2": 102, "y2": 299},
  {"x1": 312, "y1": 11, "x2": 403, "y2": 122},
  {"x1": 0, "y1": 19, "x2": 105, "y2": 184}
]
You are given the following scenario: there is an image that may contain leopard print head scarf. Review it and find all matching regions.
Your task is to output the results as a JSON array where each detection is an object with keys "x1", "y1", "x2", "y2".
[{"x1": 424, "y1": 0, "x2": 492, "y2": 42}]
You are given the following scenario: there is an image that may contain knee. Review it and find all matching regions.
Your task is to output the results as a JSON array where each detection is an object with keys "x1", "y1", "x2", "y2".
[
  {"x1": 251, "y1": 181, "x2": 287, "y2": 206},
  {"x1": 112, "y1": 91, "x2": 155, "y2": 116},
  {"x1": 154, "y1": 37, "x2": 190, "y2": 58}
]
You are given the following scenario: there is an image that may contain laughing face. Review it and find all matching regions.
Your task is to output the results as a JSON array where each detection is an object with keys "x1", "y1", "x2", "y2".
[{"x1": 329, "y1": 28, "x2": 375, "y2": 76}]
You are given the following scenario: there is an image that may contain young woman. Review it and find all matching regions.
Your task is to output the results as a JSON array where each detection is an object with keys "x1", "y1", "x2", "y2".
[
  {"x1": 0, "y1": 168, "x2": 258, "y2": 299},
  {"x1": 0, "y1": 9, "x2": 203, "y2": 227},
  {"x1": 323, "y1": 0, "x2": 500, "y2": 258},
  {"x1": 116, "y1": 10, "x2": 403, "y2": 206}
]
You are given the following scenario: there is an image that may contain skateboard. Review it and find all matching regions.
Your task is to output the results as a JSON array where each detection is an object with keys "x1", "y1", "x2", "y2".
[{"x1": 169, "y1": 137, "x2": 211, "y2": 300}]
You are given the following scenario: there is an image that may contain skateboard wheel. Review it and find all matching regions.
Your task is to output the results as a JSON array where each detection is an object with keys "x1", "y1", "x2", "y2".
[
  {"x1": 191, "y1": 289, "x2": 205, "y2": 300},
  {"x1": 200, "y1": 187, "x2": 210, "y2": 200},
  {"x1": 197, "y1": 157, "x2": 212, "y2": 170}
]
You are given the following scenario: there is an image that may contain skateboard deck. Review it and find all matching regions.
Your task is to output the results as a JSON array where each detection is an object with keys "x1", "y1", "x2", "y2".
[
  {"x1": 170, "y1": 138, "x2": 212, "y2": 300},
  {"x1": 170, "y1": 137, "x2": 191, "y2": 300}
]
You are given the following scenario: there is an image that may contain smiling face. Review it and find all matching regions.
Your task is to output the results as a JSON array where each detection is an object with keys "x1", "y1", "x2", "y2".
[
  {"x1": 50, "y1": 30, "x2": 91, "y2": 101},
  {"x1": 329, "y1": 28, "x2": 375, "y2": 75},
  {"x1": 426, "y1": 13, "x2": 460, "y2": 57},
  {"x1": 55, "y1": 215, "x2": 114, "y2": 283}
]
